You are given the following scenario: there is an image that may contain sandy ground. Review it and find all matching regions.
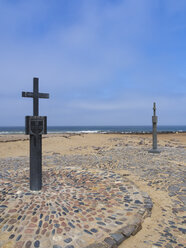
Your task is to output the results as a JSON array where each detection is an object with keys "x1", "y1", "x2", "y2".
[
  {"x1": 0, "y1": 132, "x2": 185, "y2": 158},
  {"x1": 0, "y1": 133, "x2": 185, "y2": 247}
]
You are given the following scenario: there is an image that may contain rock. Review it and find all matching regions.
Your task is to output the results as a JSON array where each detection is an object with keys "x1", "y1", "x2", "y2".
[
  {"x1": 85, "y1": 243, "x2": 108, "y2": 248},
  {"x1": 132, "y1": 223, "x2": 142, "y2": 235},
  {"x1": 119, "y1": 224, "x2": 136, "y2": 237},
  {"x1": 104, "y1": 237, "x2": 117, "y2": 248},
  {"x1": 110, "y1": 233, "x2": 126, "y2": 245}
]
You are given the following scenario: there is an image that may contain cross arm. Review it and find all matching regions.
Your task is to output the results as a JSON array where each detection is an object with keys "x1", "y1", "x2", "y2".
[
  {"x1": 38, "y1": 93, "x2": 50, "y2": 99},
  {"x1": 22, "y1": 92, "x2": 49, "y2": 99},
  {"x1": 22, "y1": 92, "x2": 34, "y2": 98}
]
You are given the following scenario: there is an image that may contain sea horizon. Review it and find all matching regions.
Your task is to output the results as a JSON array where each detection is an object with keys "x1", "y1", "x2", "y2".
[{"x1": 0, "y1": 125, "x2": 186, "y2": 135}]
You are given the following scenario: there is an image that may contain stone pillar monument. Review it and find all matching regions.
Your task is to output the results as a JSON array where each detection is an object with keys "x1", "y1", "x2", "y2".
[{"x1": 148, "y1": 102, "x2": 161, "y2": 153}]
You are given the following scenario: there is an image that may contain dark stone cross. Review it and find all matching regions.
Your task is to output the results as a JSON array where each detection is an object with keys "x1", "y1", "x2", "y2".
[
  {"x1": 148, "y1": 102, "x2": 161, "y2": 154},
  {"x1": 22, "y1": 77, "x2": 49, "y2": 190},
  {"x1": 22, "y1": 78, "x2": 49, "y2": 116}
]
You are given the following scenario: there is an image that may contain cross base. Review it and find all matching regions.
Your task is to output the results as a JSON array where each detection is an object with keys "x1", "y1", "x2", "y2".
[{"x1": 148, "y1": 149, "x2": 161, "y2": 154}]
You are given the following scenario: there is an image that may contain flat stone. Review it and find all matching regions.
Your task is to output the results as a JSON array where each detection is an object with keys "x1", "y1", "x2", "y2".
[
  {"x1": 110, "y1": 233, "x2": 126, "y2": 245},
  {"x1": 119, "y1": 225, "x2": 136, "y2": 237},
  {"x1": 85, "y1": 243, "x2": 108, "y2": 248},
  {"x1": 178, "y1": 196, "x2": 186, "y2": 205},
  {"x1": 168, "y1": 185, "x2": 180, "y2": 192},
  {"x1": 57, "y1": 228, "x2": 63, "y2": 234},
  {"x1": 16, "y1": 234, "x2": 22, "y2": 241},
  {"x1": 7, "y1": 226, "x2": 14, "y2": 232},
  {"x1": 115, "y1": 221, "x2": 123, "y2": 225},
  {"x1": 34, "y1": 240, "x2": 40, "y2": 247},
  {"x1": 0, "y1": 205, "x2": 7, "y2": 208},
  {"x1": 38, "y1": 220, "x2": 42, "y2": 227},
  {"x1": 104, "y1": 237, "x2": 117, "y2": 248},
  {"x1": 45, "y1": 215, "x2": 49, "y2": 221},
  {"x1": 2, "y1": 225, "x2": 8, "y2": 231},
  {"x1": 17, "y1": 216, "x2": 22, "y2": 220},
  {"x1": 25, "y1": 241, "x2": 32, "y2": 248},
  {"x1": 134, "y1": 200, "x2": 143, "y2": 204},
  {"x1": 62, "y1": 206, "x2": 69, "y2": 213},
  {"x1": 68, "y1": 222, "x2": 75, "y2": 228},
  {"x1": 129, "y1": 214, "x2": 142, "y2": 226},
  {"x1": 178, "y1": 227, "x2": 186, "y2": 234},
  {"x1": 64, "y1": 238, "x2": 72, "y2": 243},
  {"x1": 97, "y1": 222, "x2": 106, "y2": 226},
  {"x1": 9, "y1": 234, "x2": 15, "y2": 239},
  {"x1": 132, "y1": 223, "x2": 142, "y2": 235}
]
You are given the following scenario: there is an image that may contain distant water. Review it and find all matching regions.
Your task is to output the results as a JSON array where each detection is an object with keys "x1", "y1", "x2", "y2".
[{"x1": 0, "y1": 126, "x2": 186, "y2": 135}]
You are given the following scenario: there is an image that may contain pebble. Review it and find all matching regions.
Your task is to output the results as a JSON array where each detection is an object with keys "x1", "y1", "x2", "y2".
[
  {"x1": 34, "y1": 240, "x2": 40, "y2": 247},
  {"x1": 25, "y1": 241, "x2": 32, "y2": 248},
  {"x1": 16, "y1": 234, "x2": 22, "y2": 241},
  {"x1": 84, "y1": 229, "x2": 92, "y2": 235},
  {"x1": 45, "y1": 215, "x2": 49, "y2": 221},
  {"x1": 9, "y1": 234, "x2": 15, "y2": 239},
  {"x1": 64, "y1": 238, "x2": 72, "y2": 243}
]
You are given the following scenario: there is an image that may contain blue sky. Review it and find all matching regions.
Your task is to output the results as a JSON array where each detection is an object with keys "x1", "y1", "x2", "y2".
[{"x1": 0, "y1": 0, "x2": 186, "y2": 126}]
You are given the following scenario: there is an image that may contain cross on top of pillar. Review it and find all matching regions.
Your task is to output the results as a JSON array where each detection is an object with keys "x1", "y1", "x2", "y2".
[
  {"x1": 22, "y1": 78, "x2": 49, "y2": 116},
  {"x1": 153, "y1": 102, "x2": 156, "y2": 116}
]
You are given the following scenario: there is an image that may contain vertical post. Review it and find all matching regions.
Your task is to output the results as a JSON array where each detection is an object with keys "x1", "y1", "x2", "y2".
[
  {"x1": 152, "y1": 102, "x2": 157, "y2": 150},
  {"x1": 30, "y1": 135, "x2": 42, "y2": 190},
  {"x1": 152, "y1": 119, "x2": 157, "y2": 150},
  {"x1": 33, "y1": 78, "x2": 39, "y2": 116},
  {"x1": 148, "y1": 102, "x2": 161, "y2": 153},
  {"x1": 153, "y1": 102, "x2": 156, "y2": 116},
  {"x1": 30, "y1": 78, "x2": 41, "y2": 190}
]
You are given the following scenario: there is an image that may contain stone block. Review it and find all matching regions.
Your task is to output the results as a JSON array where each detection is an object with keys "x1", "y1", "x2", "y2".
[
  {"x1": 104, "y1": 237, "x2": 117, "y2": 248},
  {"x1": 110, "y1": 233, "x2": 126, "y2": 245},
  {"x1": 132, "y1": 223, "x2": 142, "y2": 235},
  {"x1": 85, "y1": 243, "x2": 108, "y2": 248},
  {"x1": 119, "y1": 224, "x2": 136, "y2": 237}
]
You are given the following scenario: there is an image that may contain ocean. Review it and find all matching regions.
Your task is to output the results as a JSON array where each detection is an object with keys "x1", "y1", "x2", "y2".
[{"x1": 0, "y1": 126, "x2": 186, "y2": 135}]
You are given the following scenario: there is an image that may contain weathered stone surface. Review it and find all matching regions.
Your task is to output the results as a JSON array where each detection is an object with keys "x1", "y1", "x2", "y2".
[
  {"x1": 104, "y1": 237, "x2": 117, "y2": 248},
  {"x1": 85, "y1": 243, "x2": 109, "y2": 248},
  {"x1": 119, "y1": 225, "x2": 136, "y2": 237},
  {"x1": 132, "y1": 223, "x2": 142, "y2": 235},
  {"x1": 110, "y1": 233, "x2": 126, "y2": 245}
]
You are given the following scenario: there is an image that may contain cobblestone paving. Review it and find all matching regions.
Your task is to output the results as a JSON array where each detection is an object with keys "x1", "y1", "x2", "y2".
[
  {"x1": 0, "y1": 136, "x2": 185, "y2": 248},
  {"x1": 42, "y1": 141, "x2": 186, "y2": 247},
  {"x1": 110, "y1": 146, "x2": 186, "y2": 248},
  {"x1": 75, "y1": 139, "x2": 185, "y2": 248},
  {"x1": 0, "y1": 156, "x2": 152, "y2": 248}
]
